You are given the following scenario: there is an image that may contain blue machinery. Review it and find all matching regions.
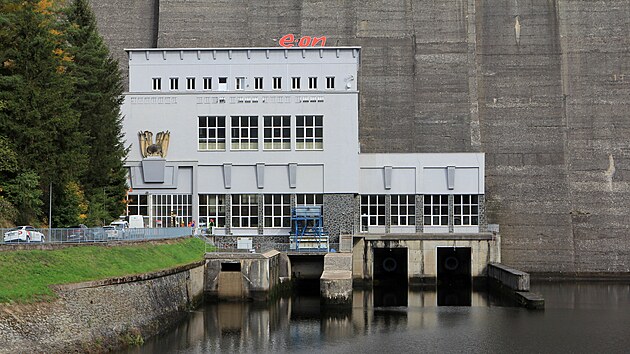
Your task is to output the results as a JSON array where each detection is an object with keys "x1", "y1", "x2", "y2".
[{"x1": 290, "y1": 206, "x2": 329, "y2": 251}]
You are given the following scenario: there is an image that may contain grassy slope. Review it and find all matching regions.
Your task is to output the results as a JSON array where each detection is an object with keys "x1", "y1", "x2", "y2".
[{"x1": 0, "y1": 238, "x2": 209, "y2": 303}]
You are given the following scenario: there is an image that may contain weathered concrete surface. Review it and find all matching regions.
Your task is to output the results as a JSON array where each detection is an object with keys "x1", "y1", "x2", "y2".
[
  {"x1": 353, "y1": 234, "x2": 500, "y2": 283},
  {"x1": 488, "y1": 262, "x2": 530, "y2": 291},
  {"x1": 321, "y1": 253, "x2": 353, "y2": 306},
  {"x1": 0, "y1": 261, "x2": 205, "y2": 354},
  {"x1": 205, "y1": 250, "x2": 284, "y2": 301},
  {"x1": 92, "y1": 0, "x2": 630, "y2": 274}
]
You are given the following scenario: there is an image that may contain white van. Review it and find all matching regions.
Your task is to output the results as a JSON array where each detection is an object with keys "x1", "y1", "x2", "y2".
[{"x1": 128, "y1": 215, "x2": 144, "y2": 228}]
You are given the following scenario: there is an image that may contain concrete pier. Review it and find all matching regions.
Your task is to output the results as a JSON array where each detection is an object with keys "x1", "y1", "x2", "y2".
[
  {"x1": 488, "y1": 263, "x2": 544, "y2": 309},
  {"x1": 320, "y1": 253, "x2": 353, "y2": 306}
]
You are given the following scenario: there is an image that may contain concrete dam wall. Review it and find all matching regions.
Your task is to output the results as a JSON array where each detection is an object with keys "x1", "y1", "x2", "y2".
[{"x1": 89, "y1": 0, "x2": 630, "y2": 273}]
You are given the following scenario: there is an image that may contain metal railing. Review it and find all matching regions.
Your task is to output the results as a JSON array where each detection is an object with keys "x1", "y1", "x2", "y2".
[{"x1": 0, "y1": 227, "x2": 193, "y2": 245}]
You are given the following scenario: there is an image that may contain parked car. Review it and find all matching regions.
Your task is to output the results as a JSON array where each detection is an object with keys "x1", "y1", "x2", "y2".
[
  {"x1": 67, "y1": 224, "x2": 92, "y2": 242},
  {"x1": 107, "y1": 221, "x2": 128, "y2": 240},
  {"x1": 3, "y1": 226, "x2": 45, "y2": 243}
]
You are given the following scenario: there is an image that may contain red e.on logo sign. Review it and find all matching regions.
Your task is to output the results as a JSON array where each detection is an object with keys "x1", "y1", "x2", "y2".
[{"x1": 279, "y1": 34, "x2": 326, "y2": 48}]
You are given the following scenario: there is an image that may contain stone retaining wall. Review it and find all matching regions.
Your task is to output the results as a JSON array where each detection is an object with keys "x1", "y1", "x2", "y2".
[{"x1": 0, "y1": 261, "x2": 205, "y2": 353}]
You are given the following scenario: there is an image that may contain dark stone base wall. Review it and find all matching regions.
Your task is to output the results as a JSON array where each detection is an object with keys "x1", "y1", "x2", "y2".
[
  {"x1": 323, "y1": 194, "x2": 357, "y2": 243},
  {"x1": 92, "y1": 0, "x2": 630, "y2": 273}
]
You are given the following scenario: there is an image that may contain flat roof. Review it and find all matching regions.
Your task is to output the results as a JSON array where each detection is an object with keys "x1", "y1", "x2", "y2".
[{"x1": 125, "y1": 46, "x2": 361, "y2": 52}]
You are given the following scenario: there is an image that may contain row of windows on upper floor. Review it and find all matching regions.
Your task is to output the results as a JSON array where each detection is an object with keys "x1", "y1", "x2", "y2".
[
  {"x1": 126, "y1": 194, "x2": 480, "y2": 229},
  {"x1": 198, "y1": 115, "x2": 323, "y2": 151},
  {"x1": 151, "y1": 76, "x2": 337, "y2": 92}
]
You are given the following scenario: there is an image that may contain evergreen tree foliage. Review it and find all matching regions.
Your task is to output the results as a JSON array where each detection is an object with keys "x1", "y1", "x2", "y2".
[
  {"x1": 53, "y1": 180, "x2": 87, "y2": 227},
  {"x1": 66, "y1": 0, "x2": 128, "y2": 224},
  {"x1": 0, "y1": 0, "x2": 87, "y2": 226}
]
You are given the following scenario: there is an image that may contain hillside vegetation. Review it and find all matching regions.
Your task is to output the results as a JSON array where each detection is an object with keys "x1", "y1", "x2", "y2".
[{"x1": 0, "y1": 238, "x2": 209, "y2": 303}]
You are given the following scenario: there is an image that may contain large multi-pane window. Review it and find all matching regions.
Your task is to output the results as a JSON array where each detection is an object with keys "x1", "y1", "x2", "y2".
[
  {"x1": 199, "y1": 194, "x2": 226, "y2": 227},
  {"x1": 360, "y1": 195, "x2": 385, "y2": 232},
  {"x1": 263, "y1": 115, "x2": 290, "y2": 150},
  {"x1": 263, "y1": 194, "x2": 291, "y2": 227},
  {"x1": 231, "y1": 116, "x2": 258, "y2": 150},
  {"x1": 391, "y1": 195, "x2": 415, "y2": 226},
  {"x1": 198, "y1": 116, "x2": 226, "y2": 150},
  {"x1": 127, "y1": 194, "x2": 148, "y2": 216},
  {"x1": 296, "y1": 115, "x2": 323, "y2": 150},
  {"x1": 151, "y1": 194, "x2": 192, "y2": 228},
  {"x1": 424, "y1": 195, "x2": 448, "y2": 226},
  {"x1": 296, "y1": 194, "x2": 323, "y2": 207},
  {"x1": 232, "y1": 194, "x2": 258, "y2": 228},
  {"x1": 454, "y1": 195, "x2": 479, "y2": 226}
]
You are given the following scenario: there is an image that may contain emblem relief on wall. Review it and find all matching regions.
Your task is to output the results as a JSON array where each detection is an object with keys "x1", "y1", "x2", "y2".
[{"x1": 138, "y1": 130, "x2": 170, "y2": 158}]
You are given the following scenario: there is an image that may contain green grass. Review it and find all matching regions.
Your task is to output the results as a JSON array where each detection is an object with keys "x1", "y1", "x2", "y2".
[{"x1": 0, "y1": 238, "x2": 210, "y2": 303}]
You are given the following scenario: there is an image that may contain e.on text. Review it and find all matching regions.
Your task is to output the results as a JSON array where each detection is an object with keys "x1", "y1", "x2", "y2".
[{"x1": 278, "y1": 34, "x2": 326, "y2": 48}]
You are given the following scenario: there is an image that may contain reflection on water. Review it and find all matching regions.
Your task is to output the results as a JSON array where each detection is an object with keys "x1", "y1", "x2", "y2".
[{"x1": 122, "y1": 281, "x2": 630, "y2": 354}]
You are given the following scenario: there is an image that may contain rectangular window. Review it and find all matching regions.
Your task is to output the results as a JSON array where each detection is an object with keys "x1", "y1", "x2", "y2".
[
  {"x1": 198, "y1": 116, "x2": 226, "y2": 150},
  {"x1": 151, "y1": 194, "x2": 192, "y2": 228},
  {"x1": 169, "y1": 77, "x2": 179, "y2": 90},
  {"x1": 218, "y1": 77, "x2": 227, "y2": 91},
  {"x1": 186, "y1": 77, "x2": 195, "y2": 90},
  {"x1": 273, "y1": 77, "x2": 282, "y2": 90},
  {"x1": 199, "y1": 194, "x2": 226, "y2": 227},
  {"x1": 296, "y1": 115, "x2": 323, "y2": 150},
  {"x1": 235, "y1": 77, "x2": 245, "y2": 90},
  {"x1": 203, "y1": 77, "x2": 212, "y2": 90},
  {"x1": 326, "y1": 76, "x2": 335, "y2": 89},
  {"x1": 454, "y1": 195, "x2": 479, "y2": 226},
  {"x1": 263, "y1": 194, "x2": 291, "y2": 227},
  {"x1": 296, "y1": 194, "x2": 323, "y2": 207},
  {"x1": 231, "y1": 116, "x2": 258, "y2": 150},
  {"x1": 423, "y1": 195, "x2": 449, "y2": 226},
  {"x1": 231, "y1": 194, "x2": 258, "y2": 228},
  {"x1": 292, "y1": 77, "x2": 301, "y2": 90},
  {"x1": 126, "y1": 194, "x2": 148, "y2": 217},
  {"x1": 263, "y1": 115, "x2": 290, "y2": 150},
  {"x1": 152, "y1": 78, "x2": 161, "y2": 91},
  {"x1": 391, "y1": 195, "x2": 416, "y2": 226},
  {"x1": 308, "y1": 77, "x2": 317, "y2": 89},
  {"x1": 360, "y1": 195, "x2": 386, "y2": 232},
  {"x1": 254, "y1": 77, "x2": 263, "y2": 90}
]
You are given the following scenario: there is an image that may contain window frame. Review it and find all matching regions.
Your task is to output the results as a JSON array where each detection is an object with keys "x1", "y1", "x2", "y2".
[
  {"x1": 152, "y1": 77, "x2": 161, "y2": 91},
  {"x1": 423, "y1": 195, "x2": 449, "y2": 226},
  {"x1": 254, "y1": 77, "x2": 263, "y2": 90},
  {"x1": 360, "y1": 195, "x2": 386, "y2": 232},
  {"x1": 198, "y1": 194, "x2": 226, "y2": 228},
  {"x1": 454, "y1": 195, "x2": 479, "y2": 226},
  {"x1": 296, "y1": 115, "x2": 323, "y2": 150},
  {"x1": 235, "y1": 76, "x2": 245, "y2": 90},
  {"x1": 231, "y1": 194, "x2": 258, "y2": 228},
  {"x1": 263, "y1": 194, "x2": 291, "y2": 228},
  {"x1": 203, "y1": 77, "x2": 212, "y2": 90},
  {"x1": 308, "y1": 77, "x2": 318, "y2": 89},
  {"x1": 186, "y1": 77, "x2": 196, "y2": 90},
  {"x1": 391, "y1": 195, "x2": 416, "y2": 226},
  {"x1": 272, "y1": 77, "x2": 282, "y2": 90},
  {"x1": 198, "y1": 116, "x2": 226, "y2": 151},
  {"x1": 292, "y1": 77, "x2": 301, "y2": 90},
  {"x1": 231, "y1": 115, "x2": 259, "y2": 151},
  {"x1": 263, "y1": 115, "x2": 291, "y2": 150},
  {"x1": 169, "y1": 77, "x2": 179, "y2": 90},
  {"x1": 326, "y1": 76, "x2": 335, "y2": 89}
]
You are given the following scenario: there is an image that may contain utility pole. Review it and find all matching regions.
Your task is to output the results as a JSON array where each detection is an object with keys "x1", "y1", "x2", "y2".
[{"x1": 49, "y1": 182, "x2": 52, "y2": 229}]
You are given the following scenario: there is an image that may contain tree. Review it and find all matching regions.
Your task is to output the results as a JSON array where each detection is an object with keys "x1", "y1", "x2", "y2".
[
  {"x1": 66, "y1": 0, "x2": 128, "y2": 224},
  {"x1": 0, "y1": 0, "x2": 88, "y2": 225}
]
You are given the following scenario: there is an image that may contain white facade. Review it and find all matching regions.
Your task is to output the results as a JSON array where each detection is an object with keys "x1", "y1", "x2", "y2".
[{"x1": 122, "y1": 47, "x2": 485, "y2": 236}]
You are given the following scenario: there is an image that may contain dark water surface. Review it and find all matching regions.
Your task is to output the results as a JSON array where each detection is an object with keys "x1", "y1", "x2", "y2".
[{"x1": 122, "y1": 281, "x2": 630, "y2": 353}]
